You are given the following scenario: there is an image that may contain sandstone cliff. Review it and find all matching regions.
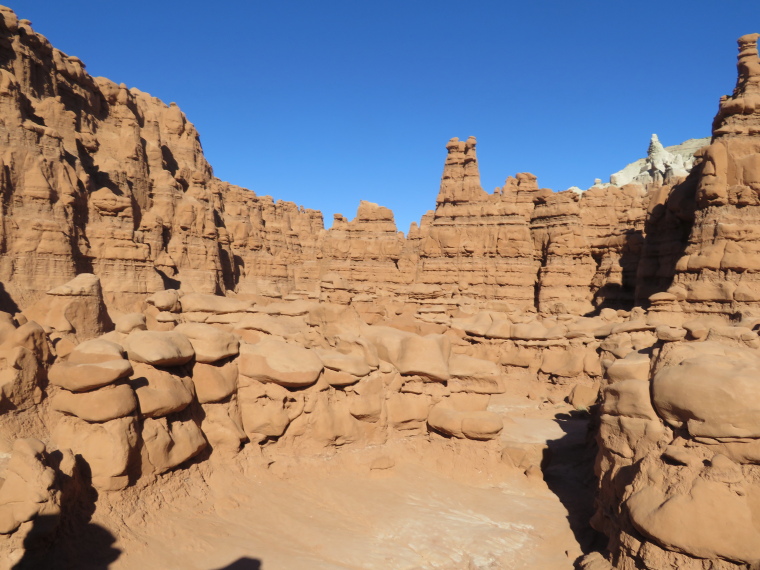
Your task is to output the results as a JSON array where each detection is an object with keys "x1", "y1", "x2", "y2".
[
  {"x1": 0, "y1": 6, "x2": 708, "y2": 319},
  {"x1": 2, "y1": 4, "x2": 760, "y2": 569}
]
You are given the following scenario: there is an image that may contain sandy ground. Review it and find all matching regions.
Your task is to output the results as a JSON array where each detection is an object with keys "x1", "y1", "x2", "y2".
[{"x1": 72, "y1": 394, "x2": 591, "y2": 570}]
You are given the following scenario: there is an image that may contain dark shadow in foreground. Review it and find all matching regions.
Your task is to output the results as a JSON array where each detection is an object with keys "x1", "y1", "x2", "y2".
[
  {"x1": 213, "y1": 558, "x2": 262, "y2": 570},
  {"x1": 12, "y1": 454, "x2": 121, "y2": 570},
  {"x1": 542, "y1": 409, "x2": 606, "y2": 564},
  {"x1": 12, "y1": 515, "x2": 120, "y2": 570}
]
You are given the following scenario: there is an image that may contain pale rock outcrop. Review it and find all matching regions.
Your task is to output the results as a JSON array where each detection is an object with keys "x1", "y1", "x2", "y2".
[
  {"x1": 610, "y1": 135, "x2": 710, "y2": 187},
  {"x1": 123, "y1": 330, "x2": 194, "y2": 366}
]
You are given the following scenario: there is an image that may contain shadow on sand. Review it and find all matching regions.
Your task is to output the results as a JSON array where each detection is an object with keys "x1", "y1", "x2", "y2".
[
  {"x1": 12, "y1": 454, "x2": 121, "y2": 570},
  {"x1": 542, "y1": 409, "x2": 606, "y2": 561},
  {"x1": 213, "y1": 558, "x2": 263, "y2": 570}
]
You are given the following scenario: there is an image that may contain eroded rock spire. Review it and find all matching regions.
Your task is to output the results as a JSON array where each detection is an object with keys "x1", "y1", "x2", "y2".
[
  {"x1": 436, "y1": 136, "x2": 486, "y2": 205},
  {"x1": 712, "y1": 33, "x2": 760, "y2": 138}
]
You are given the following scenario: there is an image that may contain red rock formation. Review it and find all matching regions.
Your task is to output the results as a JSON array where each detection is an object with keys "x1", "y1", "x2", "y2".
[
  {"x1": 665, "y1": 33, "x2": 760, "y2": 317},
  {"x1": 0, "y1": 8, "x2": 666, "y2": 320},
  {"x1": 4, "y1": 8, "x2": 760, "y2": 568}
]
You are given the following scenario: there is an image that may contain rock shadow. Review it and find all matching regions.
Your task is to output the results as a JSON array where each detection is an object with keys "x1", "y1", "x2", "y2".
[
  {"x1": 213, "y1": 558, "x2": 262, "y2": 570},
  {"x1": 586, "y1": 174, "x2": 697, "y2": 316},
  {"x1": 0, "y1": 281, "x2": 19, "y2": 314},
  {"x1": 542, "y1": 409, "x2": 606, "y2": 560},
  {"x1": 12, "y1": 454, "x2": 121, "y2": 570}
]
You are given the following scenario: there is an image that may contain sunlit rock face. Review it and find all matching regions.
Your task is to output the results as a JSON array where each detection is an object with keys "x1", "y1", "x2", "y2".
[
  {"x1": 0, "y1": 7, "x2": 692, "y2": 318},
  {"x1": 583, "y1": 33, "x2": 760, "y2": 570},
  {"x1": 664, "y1": 33, "x2": 760, "y2": 317},
  {"x1": 5, "y1": 4, "x2": 760, "y2": 570}
]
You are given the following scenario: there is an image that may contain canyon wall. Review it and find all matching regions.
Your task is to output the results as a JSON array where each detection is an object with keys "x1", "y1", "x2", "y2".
[
  {"x1": 0, "y1": 6, "x2": 700, "y2": 320},
  {"x1": 3, "y1": 3, "x2": 760, "y2": 569}
]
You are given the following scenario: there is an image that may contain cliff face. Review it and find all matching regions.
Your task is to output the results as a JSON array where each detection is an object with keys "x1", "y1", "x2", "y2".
[
  {"x1": 584, "y1": 33, "x2": 760, "y2": 570},
  {"x1": 0, "y1": 6, "x2": 222, "y2": 305},
  {"x1": 0, "y1": 6, "x2": 327, "y2": 311},
  {"x1": 0, "y1": 7, "x2": 697, "y2": 319},
  {"x1": 663, "y1": 33, "x2": 760, "y2": 317}
]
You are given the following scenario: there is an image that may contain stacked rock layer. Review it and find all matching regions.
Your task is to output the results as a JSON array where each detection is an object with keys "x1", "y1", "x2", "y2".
[
  {"x1": 1, "y1": 4, "x2": 760, "y2": 570},
  {"x1": 0, "y1": 7, "x2": 722, "y2": 321}
]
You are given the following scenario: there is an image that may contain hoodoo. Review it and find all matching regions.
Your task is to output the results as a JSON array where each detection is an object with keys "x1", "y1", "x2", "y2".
[{"x1": 0, "y1": 3, "x2": 759, "y2": 569}]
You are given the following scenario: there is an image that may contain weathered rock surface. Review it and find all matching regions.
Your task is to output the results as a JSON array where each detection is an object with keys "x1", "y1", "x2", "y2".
[
  {"x1": 609, "y1": 135, "x2": 710, "y2": 187},
  {"x1": 1, "y1": 8, "x2": 759, "y2": 570},
  {"x1": 0, "y1": 7, "x2": 707, "y2": 318}
]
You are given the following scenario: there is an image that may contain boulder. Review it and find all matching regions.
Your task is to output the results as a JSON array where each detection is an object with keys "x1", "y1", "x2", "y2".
[
  {"x1": 0, "y1": 439, "x2": 59, "y2": 535},
  {"x1": 652, "y1": 343, "x2": 760, "y2": 438},
  {"x1": 130, "y1": 363, "x2": 195, "y2": 418},
  {"x1": 68, "y1": 338, "x2": 126, "y2": 364},
  {"x1": 141, "y1": 415, "x2": 207, "y2": 475},
  {"x1": 113, "y1": 313, "x2": 147, "y2": 334},
  {"x1": 238, "y1": 340, "x2": 322, "y2": 387},
  {"x1": 191, "y1": 360, "x2": 238, "y2": 404},
  {"x1": 51, "y1": 415, "x2": 138, "y2": 490},
  {"x1": 124, "y1": 330, "x2": 194, "y2": 366},
  {"x1": 146, "y1": 289, "x2": 182, "y2": 312},
  {"x1": 174, "y1": 323, "x2": 239, "y2": 363},
  {"x1": 237, "y1": 378, "x2": 304, "y2": 440},
  {"x1": 51, "y1": 384, "x2": 137, "y2": 422},
  {"x1": 48, "y1": 359, "x2": 133, "y2": 392},
  {"x1": 314, "y1": 348, "x2": 371, "y2": 377}
]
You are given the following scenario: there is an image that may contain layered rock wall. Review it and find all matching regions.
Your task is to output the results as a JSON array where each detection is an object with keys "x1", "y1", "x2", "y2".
[
  {"x1": 663, "y1": 33, "x2": 760, "y2": 318},
  {"x1": 2, "y1": 5, "x2": 760, "y2": 570},
  {"x1": 0, "y1": 7, "x2": 701, "y2": 320},
  {"x1": 583, "y1": 33, "x2": 760, "y2": 570}
]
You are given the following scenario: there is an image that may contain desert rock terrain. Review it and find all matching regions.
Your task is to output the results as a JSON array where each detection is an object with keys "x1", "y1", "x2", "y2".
[{"x1": 0, "y1": 5, "x2": 760, "y2": 569}]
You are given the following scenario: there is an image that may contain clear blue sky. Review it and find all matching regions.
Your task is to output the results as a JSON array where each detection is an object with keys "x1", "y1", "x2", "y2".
[{"x1": 13, "y1": 1, "x2": 760, "y2": 232}]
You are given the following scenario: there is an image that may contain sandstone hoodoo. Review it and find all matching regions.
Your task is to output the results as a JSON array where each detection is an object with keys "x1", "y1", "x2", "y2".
[{"x1": 0, "y1": 4, "x2": 759, "y2": 569}]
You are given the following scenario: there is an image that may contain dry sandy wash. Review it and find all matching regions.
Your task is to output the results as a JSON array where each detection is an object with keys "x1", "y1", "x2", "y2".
[{"x1": 1, "y1": 5, "x2": 760, "y2": 569}]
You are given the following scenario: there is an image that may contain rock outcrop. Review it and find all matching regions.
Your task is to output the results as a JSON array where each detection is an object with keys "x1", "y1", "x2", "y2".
[
  {"x1": 2, "y1": 5, "x2": 760, "y2": 569},
  {"x1": 0, "y1": 7, "x2": 704, "y2": 319},
  {"x1": 610, "y1": 135, "x2": 710, "y2": 187},
  {"x1": 582, "y1": 33, "x2": 760, "y2": 570},
  {"x1": 662, "y1": 33, "x2": 760, "y2": 317}
]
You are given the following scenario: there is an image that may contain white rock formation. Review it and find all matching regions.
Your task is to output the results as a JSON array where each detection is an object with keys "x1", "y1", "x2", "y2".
[{"x1": 609, "y1": 134, "x2": 710, "y2": 186}]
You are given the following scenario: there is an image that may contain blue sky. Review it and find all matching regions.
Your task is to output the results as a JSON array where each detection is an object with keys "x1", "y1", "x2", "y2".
[{"x1": 14, "y1": 1, "x2": 760, "y2": 232}]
